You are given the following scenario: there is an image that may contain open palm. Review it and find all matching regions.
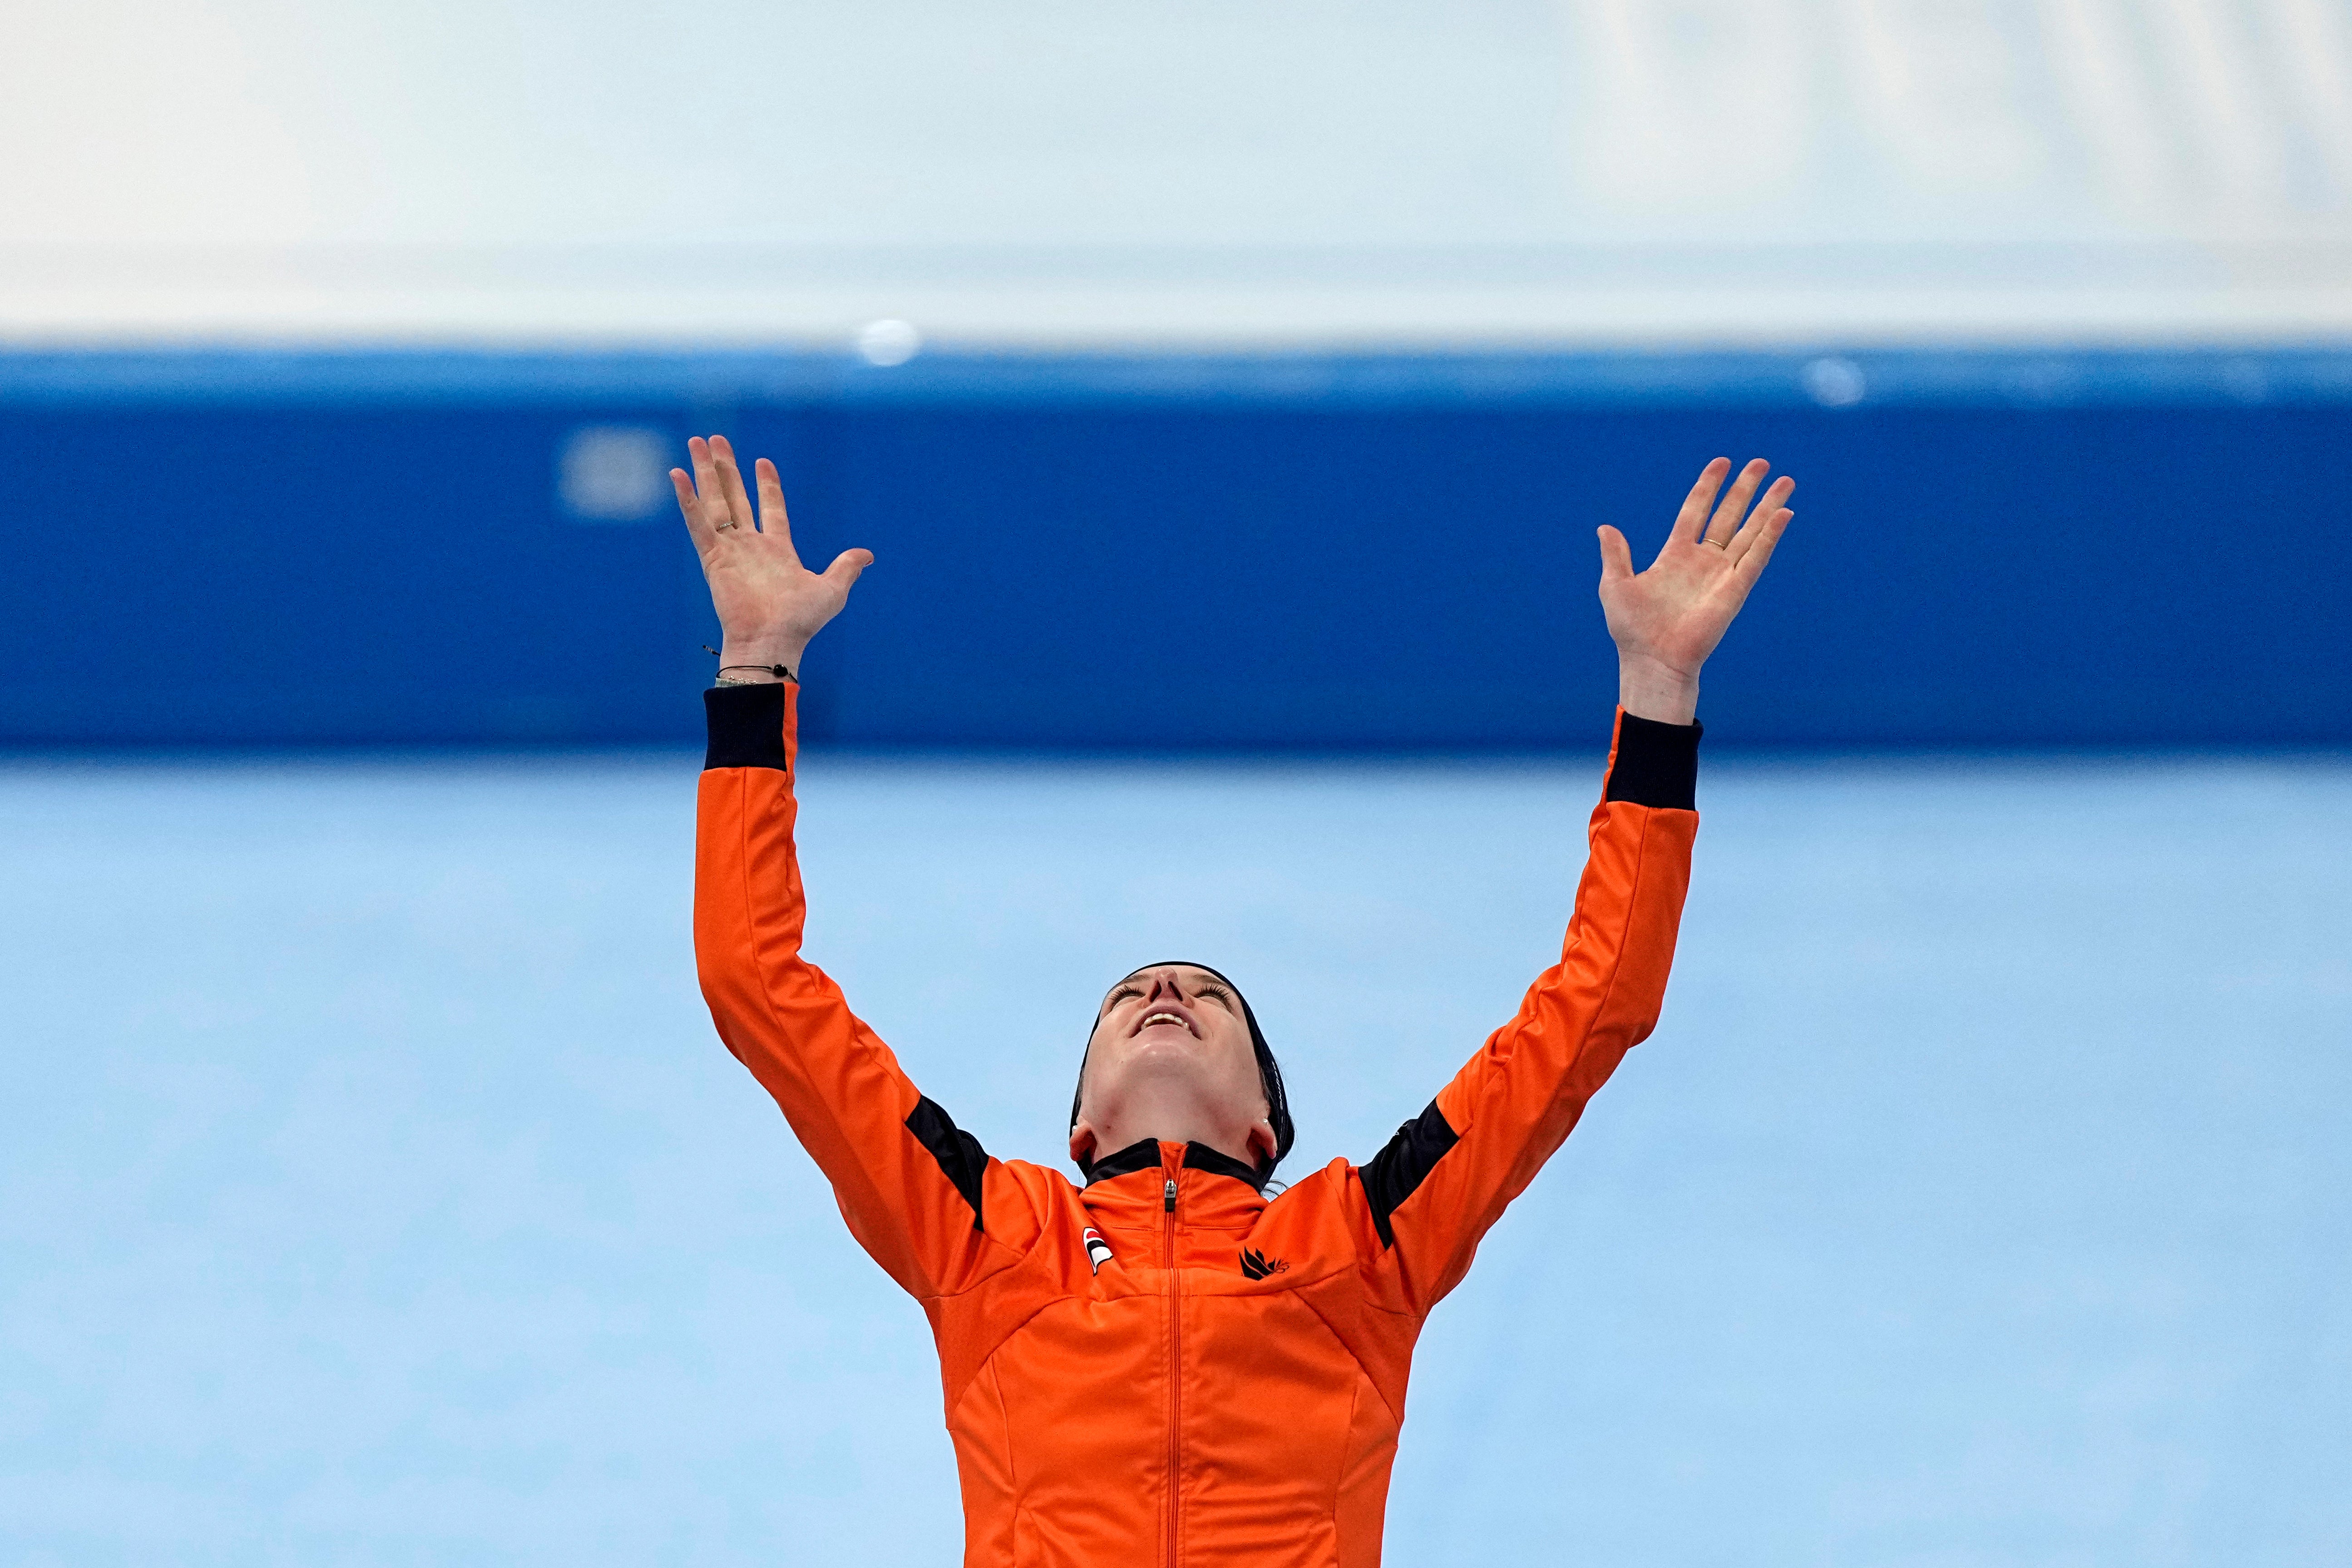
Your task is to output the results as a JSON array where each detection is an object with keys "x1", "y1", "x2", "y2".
[
  {"x1": 672, "y1": 435, "x2": 872, "y2": 674},
  {"x1": 1599, "y1": 457, "x2": 1794, "y2": 694}
]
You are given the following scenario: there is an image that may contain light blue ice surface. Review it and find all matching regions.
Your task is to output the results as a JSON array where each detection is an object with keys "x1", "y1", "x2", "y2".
[{"x1": 3, "y1": 745, "x2": 2347, "y2": 1567}]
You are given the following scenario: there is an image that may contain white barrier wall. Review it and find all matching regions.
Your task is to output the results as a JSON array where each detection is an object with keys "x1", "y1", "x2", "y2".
[{"x1": 3, "y1": 0, "x2": 2348, "y2": 343}]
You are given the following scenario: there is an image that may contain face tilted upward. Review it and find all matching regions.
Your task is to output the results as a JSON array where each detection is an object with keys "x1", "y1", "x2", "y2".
[{"x1": 1072, "y1": 965, "x2": 1272, "y2": 1165}]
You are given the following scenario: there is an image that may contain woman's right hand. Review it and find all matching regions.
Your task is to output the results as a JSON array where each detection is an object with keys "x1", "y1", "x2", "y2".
[{"x1": 672, "y1": 434, "x2": 873, "y2": 680}]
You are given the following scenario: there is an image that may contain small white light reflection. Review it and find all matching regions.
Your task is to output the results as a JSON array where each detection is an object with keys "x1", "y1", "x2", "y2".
[
  {"x1": 557, "y1": 425, "x2": 672, "y2": 522},
  {"x1": 858, "y1": 318, "x2": 923, "y2": 366},
  {"x1": 1802, "y1": 356, "x2": 1868, "y2": 408}
]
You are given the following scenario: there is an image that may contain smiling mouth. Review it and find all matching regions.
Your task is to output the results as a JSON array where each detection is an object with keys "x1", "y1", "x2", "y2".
[{"x1": 1136, "y1": 1009, "x2": 1198, "y2": 1038}]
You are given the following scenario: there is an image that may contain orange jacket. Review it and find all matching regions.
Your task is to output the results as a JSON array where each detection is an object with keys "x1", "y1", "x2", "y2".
[{"x1": 695, "y1": 686, "x2": 1699, "y2": 1568}]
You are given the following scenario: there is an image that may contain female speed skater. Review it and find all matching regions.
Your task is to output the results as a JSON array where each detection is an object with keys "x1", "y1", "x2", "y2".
[{"x1": 674, "y1": 434, "x2": 1794, "y2": 1568}]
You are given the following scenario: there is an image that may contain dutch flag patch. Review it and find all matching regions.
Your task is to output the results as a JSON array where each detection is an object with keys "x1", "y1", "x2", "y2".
[{"x1": 1083, "y1": 1227, "x2": 1114, "y2": 1275}]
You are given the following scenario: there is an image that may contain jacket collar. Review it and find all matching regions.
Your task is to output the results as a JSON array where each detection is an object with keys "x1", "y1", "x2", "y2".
[
  {"x1": 1083, "y1": 1137, "x2": 1268, "y2": 1192},
  {"x1": 1079, "y1": 1139, "x2": 1270, "y2": 1232}
]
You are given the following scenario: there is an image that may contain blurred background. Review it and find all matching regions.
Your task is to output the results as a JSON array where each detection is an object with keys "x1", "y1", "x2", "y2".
[{"x1": 4, "y1": 3, "x2": 2349, "y2": 1564}]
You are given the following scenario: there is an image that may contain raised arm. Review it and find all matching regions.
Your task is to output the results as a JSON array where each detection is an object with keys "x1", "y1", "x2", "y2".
[
  {"x1": 1355, "y1": 458, "x2": 1794, "y2": 1314},
  {"x1": 679, "y1": 435, "x2": 1034, "y2": 1301}
]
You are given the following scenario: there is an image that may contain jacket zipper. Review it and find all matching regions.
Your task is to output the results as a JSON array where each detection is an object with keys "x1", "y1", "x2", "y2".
[{"x1": 1163, "y1": 1172, "x2": 1181, "y2": 1568}]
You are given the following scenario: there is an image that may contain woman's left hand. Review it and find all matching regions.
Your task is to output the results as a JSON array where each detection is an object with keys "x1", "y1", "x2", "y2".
[{"x1": 1597, "y1": 457, "x2": 1794, "y2": 723}]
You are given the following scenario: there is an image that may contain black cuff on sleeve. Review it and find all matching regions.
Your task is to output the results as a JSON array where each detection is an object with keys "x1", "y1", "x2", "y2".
[
  {"x1": 702, "y1": 683, "x2": 790, "y2": 772},
  {"x1": 1602, "y1": 711, "x2": 1701, "y2": 810}
]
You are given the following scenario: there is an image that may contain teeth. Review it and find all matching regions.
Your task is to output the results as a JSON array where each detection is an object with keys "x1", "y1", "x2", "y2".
[{"x1": 1142, "y1": 1011, "x2": 1187, "y2": 1029}]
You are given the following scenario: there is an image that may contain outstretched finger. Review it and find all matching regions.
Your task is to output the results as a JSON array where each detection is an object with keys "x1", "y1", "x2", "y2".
[
  {"x1": 1726, "y1": 476, "x2": 1794, "y2": 564},
  {"x1": 1705, "y1": 459, "x2": 1771, "y2": 547},
  {"x1": 1734, "y1": 508, "x2": 1794, "y2": 581},
  {"x1": 710, "y1": 435, "x2": 757, "y2": 532},
  {"x1": 687, "y1": 437, "x2": 732, "y2": 534},
  {"x1": 754, "y1": 458, "x2": 800, "y2": 562},
  {"x1": 671, "y1": 468, "x2": 717, "y2": 553},
  {"x1": 822, "y1": 547, "x2": 875, "y2": 593},
  {"x1": 1669, "y1": 458, "x2": 1733, "y2": 546},
  {"x1": 1597, "y1": 524, "x2": 1635, "y2": 583}
]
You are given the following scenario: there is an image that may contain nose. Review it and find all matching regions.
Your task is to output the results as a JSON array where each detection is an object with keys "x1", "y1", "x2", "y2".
[{"x1": 1144, "y1": 971, "x2": 1190, "y2": 1004}]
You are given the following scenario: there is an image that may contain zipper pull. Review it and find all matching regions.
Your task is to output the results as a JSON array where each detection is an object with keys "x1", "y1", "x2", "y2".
[{"x1": 1163, "y1": 1177, "x2": 1177, "y2": 1213}]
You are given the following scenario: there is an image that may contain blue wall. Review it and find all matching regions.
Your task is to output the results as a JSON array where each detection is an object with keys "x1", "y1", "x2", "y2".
[{"x1": 4, "y1": 348, "x2": 2347, "y2": 748}]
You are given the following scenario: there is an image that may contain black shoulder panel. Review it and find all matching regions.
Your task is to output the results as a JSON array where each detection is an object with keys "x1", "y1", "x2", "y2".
[
  {"x1": 904, "y1": 1096, "x2": 990, "y2": 1232},
  {"x1": 1602, "y1": 712, "x2": 1701, "y2": 811},
  {"x1": 1360, "y1": 1099, "x2": 1461, "y2": 1249},
  {"x1": 703, "y1": 683, "x2": 791, "y2": 772}
]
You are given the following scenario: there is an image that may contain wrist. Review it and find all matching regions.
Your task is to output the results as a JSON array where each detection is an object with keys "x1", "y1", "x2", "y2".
[
  {"x1": 1616, "y1": 650, "x2": 1700, "y2": 726},
  {"x1": 718, "y1": 637, "x2": 806, "y2": 683}
]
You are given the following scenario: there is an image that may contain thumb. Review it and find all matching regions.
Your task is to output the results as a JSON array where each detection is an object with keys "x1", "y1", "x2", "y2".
[
  {"x1": 1596, "y1": 525, "x2": 1635, "y2": 583},
  {"x1": 823, "y1": 548, "x2": 874, "y2": 591}
]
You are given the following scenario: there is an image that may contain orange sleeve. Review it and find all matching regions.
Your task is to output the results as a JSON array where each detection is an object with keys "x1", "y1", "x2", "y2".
[
  {"x1": 1355, "y1": 708, "x2": 1699, "y2": 1316},
  {"x1": 694, "y1": 682, "x2": 1034, "y2": 1301}
]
